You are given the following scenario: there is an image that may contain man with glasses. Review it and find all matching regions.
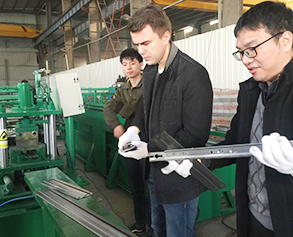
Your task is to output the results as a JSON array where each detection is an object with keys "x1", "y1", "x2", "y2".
[{"x1": 175, "y1": 1, "x2": 293, "y2": 237}]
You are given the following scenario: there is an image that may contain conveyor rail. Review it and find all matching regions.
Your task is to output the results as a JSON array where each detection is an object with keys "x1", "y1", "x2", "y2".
[{"x1": 36, "y1": 189, "x2": 136, "y2": 237}]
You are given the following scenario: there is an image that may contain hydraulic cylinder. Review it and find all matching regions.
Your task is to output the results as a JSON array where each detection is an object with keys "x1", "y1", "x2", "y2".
[
  {"x1": 49, "y1": 114, "x2": 57, "y2": 160},
  {"x1": 18, "y1": 82, "x2": 33, "y2": 110}
]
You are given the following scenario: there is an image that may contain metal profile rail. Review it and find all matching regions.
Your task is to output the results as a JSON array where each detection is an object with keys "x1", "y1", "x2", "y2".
[
  {"x1": 149, "y1": 142, "x2": 293, "y2": 162},
  {"x1": 41, "y1": 178, "x2": 92, "y2": 200},
  {"x1": 51, "y1": 178, "x2": 92, "y2": 195},
  {"x1": 147, "y1": 131, "x2": 227, "y2": 192},
  {"x1": 36, "y1": 189, "x2": 136, "y2": 237}
]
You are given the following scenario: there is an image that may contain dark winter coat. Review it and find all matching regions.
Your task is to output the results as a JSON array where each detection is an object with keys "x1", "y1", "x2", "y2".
[
  {"x1": 210, "y1": 60, "x2": 293, "y2": 237},
  {"x1": 132, "y1": 42, "x2": 213, "y2": 204}
]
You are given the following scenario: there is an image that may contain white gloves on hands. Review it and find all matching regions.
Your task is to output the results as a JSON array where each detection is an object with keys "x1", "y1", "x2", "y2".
[
  {"x1": 161, "y1": 160, "x2": 193, "y2": 178},
  {"x1": 249, "y1": 132, "x2": 293, "y2": 174},
  {"x1": 175, "y1": 160, "x2": 193, "y2": 178},
  {"x1": 118, "y1": 126, "x2": 140, "y2": 150},
  {"x1": 118, "y1": 141, "x2": 149, "y2": 160},
  {"x1": 161, "y1": 161, "x2": 180, "y2": 174}
]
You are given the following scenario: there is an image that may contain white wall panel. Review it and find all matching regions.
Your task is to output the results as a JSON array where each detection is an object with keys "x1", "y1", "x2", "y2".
[
  {"x1": 51, "y1": 24, "x2": 252, "y2": 90},
  {"x1": 52, "y1": 57, "x2": 124, "y2": 88},
  {"x1": 174, "y1": 25, "x2": 251, "y2": 89}
]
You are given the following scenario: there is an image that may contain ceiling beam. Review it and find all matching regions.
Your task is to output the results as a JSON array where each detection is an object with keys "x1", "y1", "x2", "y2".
[
  {"x1": 153, "y1": 0, "x2": 219, "y2": 12},
  {"x1": 0, "y1": 24, "x2": 43, "y2": 38},
  {"x1": 12, "y1": 0, "x2": 17, "y2": 10},
  {"x1": 34, "y1": 0, "x2": 94, "y2": 46},
  {"x1": 1, "y1": 0, "x2": 5, "y2": 10},
  {"x1": 36, "y1": 0, "x2": 46, "y2": 14},
  {"x1": 153, "y1": 0, "x2": 293, "y2": 13},
  {"x1": 23, "y1": 0, "x2": 31, "y2": 10}
]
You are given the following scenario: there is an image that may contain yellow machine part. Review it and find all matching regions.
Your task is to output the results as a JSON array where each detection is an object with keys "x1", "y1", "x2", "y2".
[
  {"x1": 153, "y1": 0, "x2": 293, "y2": 12},
  {"x1": 0, "y1": 24, "x2": 43, "y2": 38}
]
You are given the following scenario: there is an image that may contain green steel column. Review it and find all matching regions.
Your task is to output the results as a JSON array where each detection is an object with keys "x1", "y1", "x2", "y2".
[{"x1": 65, "y1": 117, "x2": 75, "y2": 168}]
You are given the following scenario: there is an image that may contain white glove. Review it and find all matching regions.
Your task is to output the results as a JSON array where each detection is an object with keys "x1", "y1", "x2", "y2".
[
  {"x1": 249, "y1": 132, "x2": 293, "y2": 174},
  {"x1": 118, "y1": 126, "x2": 140, "y2": 150},
  {"x1": 174, "y1": 160, "x2": 193, "y2": 178},
  {"x1": 161, "y1": 160, "x2": 193, "y2": 178},
  {"x1": 161, "y1": 161, "x2": 180, "y2": 174},
  {"x1": 118, "y1": 141, "x2": 149, "y2": 160}
]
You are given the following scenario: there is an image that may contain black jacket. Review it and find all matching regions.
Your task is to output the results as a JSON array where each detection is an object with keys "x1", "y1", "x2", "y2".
[
  {"x1": 210, "y1": 60, "x2": 293, "y2": 237},
  {"x1": 132, "y1": 42, "x2": 213, "y2": 204}
]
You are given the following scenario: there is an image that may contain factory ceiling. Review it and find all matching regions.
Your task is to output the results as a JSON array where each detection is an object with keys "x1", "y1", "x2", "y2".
[
  {"x1": 0, "y1": 0, "x2": 292, "y2": 14},
  {"x1": 0, "y1": 0, "x2": 293, "y2": 53}
]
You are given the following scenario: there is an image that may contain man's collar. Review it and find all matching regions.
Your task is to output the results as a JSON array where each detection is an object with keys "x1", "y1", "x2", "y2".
[
  {"x1": 124, "y1": 78, "x2": 142, "y2": 89},
  {"x1": 164, "y1": 41, "x2": 178, "y2": 71}
]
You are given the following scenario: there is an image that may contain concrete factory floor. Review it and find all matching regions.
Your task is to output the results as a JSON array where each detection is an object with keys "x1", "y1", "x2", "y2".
[{"x1": 58, "y1": 141, "x2": 237, "y2": 237}]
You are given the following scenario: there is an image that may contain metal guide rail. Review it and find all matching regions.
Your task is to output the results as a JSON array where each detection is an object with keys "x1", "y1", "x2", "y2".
[
  {"x1": 36, "y1": 189, "x2": 136, "y2": 237},
  {"x1": 149, "y1": 142, "x2": 264, "y2": 162},
  {"x1": 147, "y1": 131, "x2": 228, "y2": 193},
  {"x1": 41, "y1": 178, "x2": 92, "y2": 200},
  {"x1": 149, "y1": 141, "x2": 293, "y2": 191}
]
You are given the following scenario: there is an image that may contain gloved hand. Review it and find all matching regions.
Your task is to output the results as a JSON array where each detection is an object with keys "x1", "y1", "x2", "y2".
[
  {"x1": 174, "y1": 160, "x2": 193, "y2": 178},
  {"x1": 161, "y1": 161, "x2": 180, "y2": 174},
  {"x1": 249, "y1": 132, "x2": 293, "y2": 174},
  {"x1": 161, "y1": 160, "x2": 193, "y2": 178},
  {"x1": 118, "y1": 141, "x2": 149, "y2": 160},
  {"x1": 118, "y1": 126, "x2": 140, "y2": 150}
]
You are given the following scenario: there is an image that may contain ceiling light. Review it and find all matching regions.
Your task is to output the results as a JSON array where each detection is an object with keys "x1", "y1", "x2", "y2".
[
  {"x1": 184, "y1": 27, "x2": 193, "y2": 34},
  {"x1": 210, "y1": 19, "x2": 219, "y2": 26}
]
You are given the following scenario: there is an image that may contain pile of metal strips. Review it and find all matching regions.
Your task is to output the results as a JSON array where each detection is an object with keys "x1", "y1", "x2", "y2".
[
  {"x1": 41, "y1": 178, "x2": 92, "y2": 199},
  {"x1": 36, "y1": 189, "x2": 136, "y2": 237}
]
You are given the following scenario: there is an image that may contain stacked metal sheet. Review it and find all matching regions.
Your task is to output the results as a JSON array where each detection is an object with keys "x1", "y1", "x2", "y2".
[
  {"x1": 41, "y1": 178, "x2": 92, "y2": 200},
  {"x1": 36, "y1": 189, "x2": 136, "y2": 237}
]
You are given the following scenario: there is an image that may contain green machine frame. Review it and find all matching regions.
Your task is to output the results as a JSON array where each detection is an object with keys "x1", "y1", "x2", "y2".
[
  {"x1": 75, "y1": 88, "x2": 236, "y2": 222},
  {"x1": 74, "y1": 87, "x2": 130, "y2": 191},
  {"x1": 0, "y1": 74, "x2": 133, "y2": 237},
  {"x1": 0, "y1": 69, "x2": 64, "y2": 237}
]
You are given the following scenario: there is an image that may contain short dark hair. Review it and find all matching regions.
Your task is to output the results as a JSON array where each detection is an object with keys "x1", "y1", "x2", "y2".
[
  {"x1": 120, "y1": 48, "x2": 143, "y2": 63},
  {"x1": 127, "y1": 4, "x2": 172, "y2": 37},
  {"x1": 234, "y1": 1, "x2": 293, "y2": 38}
]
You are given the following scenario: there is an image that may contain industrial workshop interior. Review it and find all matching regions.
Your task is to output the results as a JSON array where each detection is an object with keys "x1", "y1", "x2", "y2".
[{"x1": 0, "y1": 0, "x2": 291, "y2": 237}]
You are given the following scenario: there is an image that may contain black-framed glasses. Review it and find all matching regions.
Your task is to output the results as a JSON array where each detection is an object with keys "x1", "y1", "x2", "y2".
[{"x1": 232, "y1": 32, "x2": 284, "y2": 61}]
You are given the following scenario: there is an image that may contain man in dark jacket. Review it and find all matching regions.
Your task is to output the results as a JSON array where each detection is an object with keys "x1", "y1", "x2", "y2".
[
  {"x1": 178, "y1": 2, "x2": 293, "y2": 237},
  {"x1": 118, "y1": 4, "x2": 213, "y2": 237},
  {"x1": 103, "y1": 48, "x2": 150, "y2": 236}
]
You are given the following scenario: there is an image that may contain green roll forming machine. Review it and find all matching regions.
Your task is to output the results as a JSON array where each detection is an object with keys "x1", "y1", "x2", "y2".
[
  {"x1": 0, "y1": 69, "x2": 65, "y2": 236},
  {"x1": 0, "y1": 71, "x2": 128, "y2": 237},
  {"x1": 0, "y1": 69, "x2": 64, "y2": 197}
]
